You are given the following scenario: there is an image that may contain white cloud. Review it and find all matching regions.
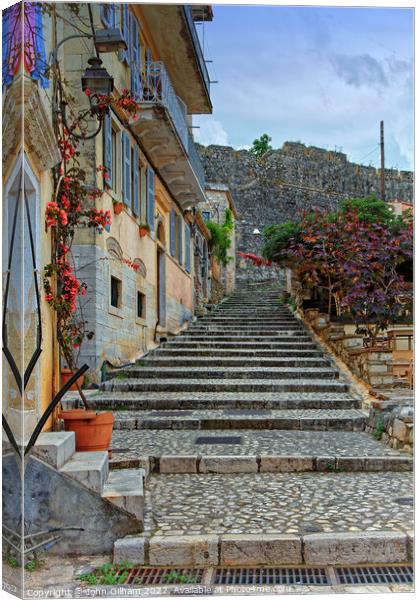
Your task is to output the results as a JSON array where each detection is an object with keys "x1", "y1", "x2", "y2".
[{"x1": 194, "y1": 118, "x2": 229, "y2": 146}]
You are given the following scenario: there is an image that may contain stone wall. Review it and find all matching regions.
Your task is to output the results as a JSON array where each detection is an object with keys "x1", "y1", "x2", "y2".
[
  {"x1": 366, "y1": 403, "x2": 413, "y2": 454},
  {"x1": 198, "y1": 142, "x2": 413, "y2": 281}
]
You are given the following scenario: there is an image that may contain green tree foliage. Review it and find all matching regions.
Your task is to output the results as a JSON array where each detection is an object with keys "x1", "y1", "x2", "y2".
[
  {"x1": 339, "y1": 194, "x2": 395, "y2": 225},
  {"x1": 262, "y1": 220, "x2": 302, "y2": 261},
  {"x1": 250, "y1": 134, "x2": 272, "y2": 159},
  {"x1": 207, "y1": 208, "x2": 234, "y2": 267}
]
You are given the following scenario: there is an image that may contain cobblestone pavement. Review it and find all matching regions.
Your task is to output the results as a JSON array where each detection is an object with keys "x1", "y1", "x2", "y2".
[
  {"x1": 111, "y1": 428, "x2": 405, "y2": 457},
  {"x1": 144, "y1": 472, "x2": 413, "y2": 536}
]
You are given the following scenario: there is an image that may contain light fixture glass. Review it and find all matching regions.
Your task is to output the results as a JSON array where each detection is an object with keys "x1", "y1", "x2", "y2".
[{"x1": 81, "y1": 57, "x2": 114, "y2": 96}]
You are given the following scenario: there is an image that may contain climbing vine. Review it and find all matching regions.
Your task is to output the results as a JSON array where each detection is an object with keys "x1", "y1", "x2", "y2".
[{"x1": 206, "y1": 208, "x2": 234, "y2": 267}]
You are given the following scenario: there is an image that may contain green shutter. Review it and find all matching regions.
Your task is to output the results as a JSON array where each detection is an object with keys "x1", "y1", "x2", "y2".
[
  {"x1": 130, "y1": 14, "x2": 141, "y2": 98},
  {"x1": 146, "y1": 167, "x2": 155, "y2": 234},
  {"x1": 170, "y1": 210, "x2": 176, "y2": 257},
  {"x1": 132, "y1": 146, "x2": 139, "y2": 215},
  {"x1": 185, "y1": 224, "x2": 191, "y2": 273},
  {"x1": 177, "y1": 215, "x2": 183, "y2": 264},
  {"x1": 103, "y1": 113, "x2": 113, "y2": 189},
  {"x1": 122, "y1": 132, "x2": 131, "y2": 206},
  {"x1": 121, "y1": 4, "x2": 129, "y2": 63}
]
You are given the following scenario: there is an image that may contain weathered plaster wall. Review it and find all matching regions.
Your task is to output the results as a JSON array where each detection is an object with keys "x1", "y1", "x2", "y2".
[{"x1": 198, "y1": 142, "x2": 413, "y2": 281}]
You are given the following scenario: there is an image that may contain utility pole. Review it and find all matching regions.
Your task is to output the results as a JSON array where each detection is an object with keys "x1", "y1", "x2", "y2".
[{"x1": 380, "y1": 120, "x2": 385, "y2": 201}]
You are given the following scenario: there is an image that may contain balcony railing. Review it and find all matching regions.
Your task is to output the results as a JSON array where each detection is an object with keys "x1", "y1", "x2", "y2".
[
  {"x1": 187, "y1": 132, "x2": 205, "y2": 189},
  {"x1": 182, "y1": 5, "x2": 211, "y2": 99},
  {"x1": 140, "y1": 61, "x2": 205, "y2": 188},
  {"x1": 141, "y1": 61, "x2": 189, "y2": 151}
]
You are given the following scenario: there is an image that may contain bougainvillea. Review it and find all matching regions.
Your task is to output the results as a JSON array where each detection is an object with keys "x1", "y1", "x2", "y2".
[
  {"x1": 237, "y1": 251, "x2": 273, "y2": 267},
  {"x1": 263, "y1": 197, "x2": 413, "y2": 346},
  {"x1": 44, "y1": 81, "x2": 142, "y2": 389}
]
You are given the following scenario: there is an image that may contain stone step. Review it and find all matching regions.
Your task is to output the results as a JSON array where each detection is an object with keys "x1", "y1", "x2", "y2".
[
  {"x1": 142, "y1": 357, "x2": 329, "y2": 368},
  {"x1": 59, "y1": 451, "x2": 109, "y2": 494},
  {"x1": 200, "y1": 317, "x2": 296, "y2": 322},
  {"x1": 85, "y1": 391, "x2": 361, "y2": 411},
  {"x1": 114, "y1": 472, "x2": 413, "y2": 566},
  {"x1": 102, "y1": 468, "x2": 145, "y2": 522},
  {"x1": 154, "y1": 348, "x2": 324, "y2": 357},
  {"x1": 108, "y1": 367, "x2": 339, "y2": 381},
  {"x1": 190, "y1": 326, "x2": 305, "y2": 333},
  {"x1": 110, "y1": 428, "x2": 413, "y2": 473},
  {"x1": 177, "y1": 335, "x2": 312, "y2": 343},
  {"x1": 102, "y1": 378, "x2": 348, "y2": 393},
  {"x1": 33, "y1": 431, "x2": 76, "y2": 469},
  {"x1": 164, "y1": 341, "x2": 319, "y2": 349},
  {"x1": 113, "y1": 408, "x2": 366, "y2": 431}
]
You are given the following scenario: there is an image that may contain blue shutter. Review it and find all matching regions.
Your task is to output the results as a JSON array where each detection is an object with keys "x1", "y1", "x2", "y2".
[
  {"x1": 103, "y1": 113, "x2": 113, "y2": 189},
  {"x1": 122, "y1": 132, "x2": 131, "y2": 206},
  {"x1": 146, "y1": 168, "x2": 155, "y2": 234},
  {"x1": 170, "y1": 210, "x2": 176, "y2": 257},
  {"x1": 130, "y1": 14, "x2": 141, "y2": 99},
  {"x1": 101, "y1": 4, "x2": 115, "y2": 27},
  {"x1": 185, "y1": 224, "x2": 191, "y2": 273},
  {"x1": 132, "y1": 146, "x2": 139, "y2": 216},
  {"x1": 177, "y1": 216, "x2": 183, "y2": 265},
  {"x1": 121, "y1": 4, "x2": 129, "y2": 63}
]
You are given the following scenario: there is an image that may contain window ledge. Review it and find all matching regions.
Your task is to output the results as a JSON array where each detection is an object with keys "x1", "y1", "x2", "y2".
[{"x1": 109, "y1": 305, "x2": 123, "y2": 318}]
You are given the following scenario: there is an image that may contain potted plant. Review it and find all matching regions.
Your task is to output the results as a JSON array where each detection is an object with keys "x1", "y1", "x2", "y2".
[
  {"x1": 60, "y1": 367, "x2": 85, "y2": 391},
  {"x1": 58, "y1": 409, "x2": 115, "y2": 452},
  {"x1": 113, "y1": 200, "x2": 124, "y2": 215},
  {"x1": 139, "y1": 223, "x2": 150, "y2": 237}
]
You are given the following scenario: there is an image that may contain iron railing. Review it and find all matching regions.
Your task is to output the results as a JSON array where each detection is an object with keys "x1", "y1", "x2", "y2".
[
  {"x1": 141, "y1": 61, "x2": 205, "y2": 189},
  {"x1": 141, "y1": 61, "x2": 189, "y2": 152},
  {"x1": 182, "y1": 5, "x2": 211, "y2": 98},
  {"x1": 188, "y1": 131, "x2": 205, "y2": 189}
]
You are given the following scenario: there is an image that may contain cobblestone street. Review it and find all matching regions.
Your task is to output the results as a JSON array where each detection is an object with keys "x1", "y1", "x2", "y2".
[{"x1": 93, "y1": 283, "x2": 413, "y2": 568}]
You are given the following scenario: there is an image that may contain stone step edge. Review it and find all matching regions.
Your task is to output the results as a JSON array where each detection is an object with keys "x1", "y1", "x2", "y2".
[
  {"x1": 111, "y1": 454, "x2": 412, "y2": 475},
  {"x1": 114, "y1": 415, "x2": 366, "y2": 431},
  {"x1": 114, "y1": 530, "x2": 413, "y2": 567}
]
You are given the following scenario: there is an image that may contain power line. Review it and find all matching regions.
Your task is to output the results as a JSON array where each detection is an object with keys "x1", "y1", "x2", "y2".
[{"x1": 356, "y1": 144, "x2": 379, "y2": 164}]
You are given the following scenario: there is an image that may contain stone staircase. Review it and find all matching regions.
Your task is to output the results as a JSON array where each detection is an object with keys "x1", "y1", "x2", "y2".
[
  {"x1": 82, "y1": 282, "x2": 412, "y2": 566},
  {"x1": 2, "y1": 431, "x2": 145, "y2": 554}
]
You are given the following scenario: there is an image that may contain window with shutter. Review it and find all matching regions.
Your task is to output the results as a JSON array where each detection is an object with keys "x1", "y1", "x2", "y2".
[
  {"x1": 170, "y1": 210, "x2": 176, "y2": 257},
  {"x1": 132, "y1": 146, "x2": 140, "y2": 216},
  {"x1": 146, "y1": 168, "x2": 155, "y2": 235},
  {"x1": 185, "y1": 224, "x2": 191, "y2": 273},
  {"x1": 130, "y1": 14, "x2": 141, "y2": 99},
  {"x1": 103, "y1": 113, "x2": 113, "y2": 189},
  {"x1": 121, "y1": 4, "x2": 129, "y2": 63},
  {"x1": 121, "y1": 132, "x2": 131, "y2": 206},
  {"x1": 177, "y1": 215, "x2": 183, "y2": 265},
  {"x1": 101, "y1": 4, "x2": 115, "y2": 28}
]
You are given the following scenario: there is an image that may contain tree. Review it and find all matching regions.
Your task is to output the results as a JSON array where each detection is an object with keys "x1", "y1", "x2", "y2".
[
  {"x1": 262, "y1": 197, "x2": 413, "y2": 345},
  {"x1": 250, "y1": 134, "x2": 272, "y2": 159}
]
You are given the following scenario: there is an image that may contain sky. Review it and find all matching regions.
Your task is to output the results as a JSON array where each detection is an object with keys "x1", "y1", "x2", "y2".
[{"x1": 194, "y1": 5, "x2": 414, "y2": 170}]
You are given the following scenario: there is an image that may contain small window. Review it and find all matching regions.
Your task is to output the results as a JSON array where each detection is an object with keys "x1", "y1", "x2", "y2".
[
  {"x1": 137, "y1": 291, "x2": 146, "y2": 319},
  {"x1": 110, "y1": 276, "x2": 121, "y2": 308},
  {"x1": 202, "y1": 211, "x2": 210, "y2": 221}
]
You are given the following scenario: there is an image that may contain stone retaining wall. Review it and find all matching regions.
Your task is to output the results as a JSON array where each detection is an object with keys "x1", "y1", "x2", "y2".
[
  {"x1": 303, "y1": 309, "x2": 393, "y2": 389},
  {"x1": 365, "y1": 403, "x2": 413, "y2": 454}
]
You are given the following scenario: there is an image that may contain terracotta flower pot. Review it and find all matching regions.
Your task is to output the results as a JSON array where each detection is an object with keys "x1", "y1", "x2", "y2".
[
  {"x1": 113, "y1": 202, "x2": 124, "y2": 215},
  {"x1": 59, "y1": 409, "x2": 115, "y2": 452},
  {"x1": 139, "y1": 227, "x2": 149, "y2": 238},
  {"x1": 61, "y1": 368, "x2": 84, "y2": 391}
]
